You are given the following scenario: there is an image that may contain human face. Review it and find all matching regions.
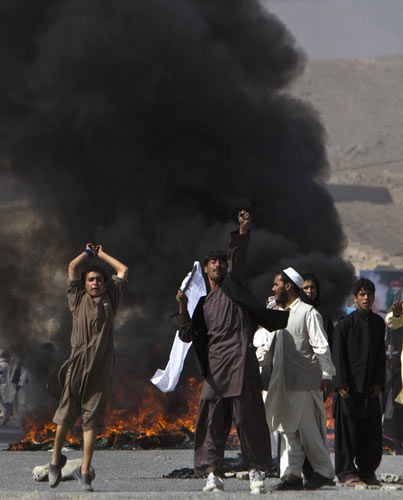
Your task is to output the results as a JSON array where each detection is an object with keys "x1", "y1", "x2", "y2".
[
  {"x1": 354, "y1": 288, "x2": 375, "y2": 315},
  {"x1": 272, "y1": 274, "x2": 288, "y2": 308},
  {"x1": 302, "y1": 280, "x2": 318, "y2": 302},
  {"x1": 204, "y1": 259, "x2": 227, "y2": 286},
  {"x1": 85, "y1": 271, "x2": 106, "y2": 297}
]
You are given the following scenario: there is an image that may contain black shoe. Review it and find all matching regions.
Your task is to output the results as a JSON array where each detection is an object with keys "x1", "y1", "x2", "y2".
[
  {"x1": 48, "y1": 454, "x2": 67, "y2": 488},
  {"x1": 72, "y1": 466, "x2": 94, "y2": 492},
  {"x1": 275, "y1": 476, "x2": 303, "y2": 491},
  {"x1": 304, "y1": 472, "x2": 334, "y2": 490}
]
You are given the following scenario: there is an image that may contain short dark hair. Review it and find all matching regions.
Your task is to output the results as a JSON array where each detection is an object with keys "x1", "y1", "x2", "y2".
[
  {"x1": 302, "y1": 273, "x2": 320, "y2": 297},
  {"x1": 81, "y1": 265, "x2": 108, "y2": 284},
  {"x1": 203, "y1": 250, "x2": 227, "y2": 267},
  {"x1": 280, "y1": 271, "x2": 300, "y2": 293},
  {"x1": 353, "y1": 278, "x2": 375, "y2": 296}
]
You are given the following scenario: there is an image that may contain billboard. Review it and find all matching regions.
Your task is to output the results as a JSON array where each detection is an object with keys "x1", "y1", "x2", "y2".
[{"x1": 359, "y1": 269, "x2": 403, "y2": 318}]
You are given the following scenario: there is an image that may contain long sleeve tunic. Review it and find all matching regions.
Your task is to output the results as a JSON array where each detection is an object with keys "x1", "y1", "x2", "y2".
[
  {"x1": 333, "y1": 309, "x2": 385, "y2": 394},
  {"x1": 50, "y1": 275, "x2": 126, "y2": 425},
  {"x1": 173, "y1": 232, "x2": 257, "y2": 400}
]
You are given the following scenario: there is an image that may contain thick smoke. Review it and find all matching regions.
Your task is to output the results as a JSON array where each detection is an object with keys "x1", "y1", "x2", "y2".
[{"x1": 0, "y1": 1, "x2": 354, "y2": 394}]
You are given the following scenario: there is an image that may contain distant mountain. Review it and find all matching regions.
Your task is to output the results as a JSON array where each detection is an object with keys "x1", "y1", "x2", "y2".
[{"x1": 290, "y1": 56, "x2": 403, "y2": 271}]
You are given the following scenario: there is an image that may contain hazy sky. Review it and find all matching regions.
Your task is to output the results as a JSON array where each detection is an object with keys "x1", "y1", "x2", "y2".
[{"x1": 263, "y1": 0, "x2": 403, "y2": 60}]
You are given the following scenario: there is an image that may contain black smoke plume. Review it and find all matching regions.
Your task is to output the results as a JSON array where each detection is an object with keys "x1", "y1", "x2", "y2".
[{"x1": 0, "y1": 1, "x2": 354, "y2": 398}]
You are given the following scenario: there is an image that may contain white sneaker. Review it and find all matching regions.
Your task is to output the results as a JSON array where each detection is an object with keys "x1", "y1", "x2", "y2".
[
  {"x1": 249, "y1": 469, "x2": 266, "y2": 494},
  {"x1": 203, "y1": 472, "x2": 224, "y2": 492}
]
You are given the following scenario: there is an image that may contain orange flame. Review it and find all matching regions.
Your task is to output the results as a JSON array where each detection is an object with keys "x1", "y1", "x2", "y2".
[
  {"x1": 10, "y1": 375, "x2": 203, "y2": 450},
  {"x1": 325, "y1": 395, "x2": 334, "y2": 451},
  {"x1": 100, "y1": 375, "x2": 202, "y2": 439}
]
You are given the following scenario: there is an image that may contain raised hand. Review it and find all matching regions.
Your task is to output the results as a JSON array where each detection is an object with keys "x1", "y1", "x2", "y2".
[
  {"x1": 94, "y1": 245, "x2": 129, "y2": 280},
  {"x1": 95, "y1": 244, "x2": 104, "y2": 257},
  {"x1": 176, "y1": 289, "x2": 188, "y2": 305},
  {"x1": 238, "y1": 209, "x2": 251, "y2": 234},
  {"x1": 176, "y1": 289, "x2": 188, "y2": 315},
  {"x1": 392, "y1": 300, "x2": 403, "y2": 318},
  {"x1": 86, "y1": 242, "x2": 96, "y2": 253}
]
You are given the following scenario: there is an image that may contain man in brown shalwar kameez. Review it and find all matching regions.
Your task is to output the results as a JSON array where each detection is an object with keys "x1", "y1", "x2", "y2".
[
  {"x1": 173, "y1": 210, "x2": 288, "y2": 494},
  {"x1": 48, "y1": 243, "x2": 128, "y2": 491}
]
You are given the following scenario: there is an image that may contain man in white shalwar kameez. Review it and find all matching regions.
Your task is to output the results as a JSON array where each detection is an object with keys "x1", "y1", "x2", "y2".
[{"x1": 256, "y1": 267, "x2": 335, "y2": 490}]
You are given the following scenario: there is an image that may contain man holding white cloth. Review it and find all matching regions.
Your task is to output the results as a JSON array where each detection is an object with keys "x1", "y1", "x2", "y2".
[{"x1": 256, "y1": 267, "x2": 335, "y2": 490}]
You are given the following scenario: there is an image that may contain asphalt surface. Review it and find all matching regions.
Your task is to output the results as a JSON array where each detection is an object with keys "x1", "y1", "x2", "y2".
[{"x1": 0, "y1": 427, "x2": 402, "y2": 499}]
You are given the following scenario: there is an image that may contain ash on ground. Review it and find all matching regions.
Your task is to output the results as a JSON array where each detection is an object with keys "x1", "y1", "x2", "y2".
[{"x1": 164, "y1": 454, "x2": 278, "y2": 479}]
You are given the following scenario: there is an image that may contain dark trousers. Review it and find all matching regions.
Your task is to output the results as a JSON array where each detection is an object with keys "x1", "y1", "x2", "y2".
[
  {"x1": 334, "y1": 394, "x2": 383, "y2": 480},
  {"x1": 194, "y1": 369, "x2": 271, "y2": 474}
]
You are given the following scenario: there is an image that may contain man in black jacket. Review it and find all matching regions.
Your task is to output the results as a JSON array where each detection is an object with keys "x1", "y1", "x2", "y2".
[{"x1": 332, "y1": 278, "x2": 386, "y2": 486}]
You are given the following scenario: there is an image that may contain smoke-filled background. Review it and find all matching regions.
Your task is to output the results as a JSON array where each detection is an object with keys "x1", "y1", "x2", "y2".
[{"x1": 0, "y1": 0, "x2": 354, "y2": 407}]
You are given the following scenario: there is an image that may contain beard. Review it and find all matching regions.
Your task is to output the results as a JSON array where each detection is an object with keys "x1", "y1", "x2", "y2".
[{"x1": 275, "y1": 288, "x2": 289, "y2": 309}]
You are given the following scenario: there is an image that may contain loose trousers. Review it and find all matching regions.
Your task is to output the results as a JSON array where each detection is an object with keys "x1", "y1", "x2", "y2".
[
  {"x1": 280, "y1": 393, "x2": 334, "y2": 479},
  {"x1": 334, "y1": 394, "x2": 382, "y2": 480},
  {"x1": 194, "y1": 367, "x2": 271, "y2": 474}
]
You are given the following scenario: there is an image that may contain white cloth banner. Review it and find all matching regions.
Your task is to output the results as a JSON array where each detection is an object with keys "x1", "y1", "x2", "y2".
[{"x1": 150, "y1": 261, "x2": 207, "y2": 392}]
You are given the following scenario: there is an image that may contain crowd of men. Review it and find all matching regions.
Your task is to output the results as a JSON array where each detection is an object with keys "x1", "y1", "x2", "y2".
[
  {"x1": 43, "y1": 210, "x2": 401, "y2": 493},
  {"x1": 174, "y1": 210, "x2": 402, "y2": 494}
]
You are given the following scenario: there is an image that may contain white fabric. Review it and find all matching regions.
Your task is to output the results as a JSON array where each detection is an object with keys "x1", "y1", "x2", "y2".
[
  {"x1": 280, "y1": 394, "x2": 334, "y2": 479},
  {"x1": 150, "y1": 261, "x2": 207, "y2": 392},
  {"x1": 263, "y1": 299, "x2": 334, "y2": 431},
  {"x1": 254, "y1": 327, "x2": 279, "y2": 460},
  {"x1": 304, "y1": 303, "x2": 335, "y2": 380},
  {"x1": 258, "y1": 297, "x2": 334, "y2": 478},
  {"x1": 271, "y1": 431, "x2": 280, "y2": 460},
  {"x1": 253, "y1": 326, "x2": 276, "y2": 363},
  {"x1": 282, "y1": 267, "x2": 304, "y2": 289}
]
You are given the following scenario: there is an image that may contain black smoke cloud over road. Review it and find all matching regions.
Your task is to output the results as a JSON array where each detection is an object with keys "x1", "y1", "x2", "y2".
[{"x1": 0, "y1": 1, "x2": 354, "y2": 380}]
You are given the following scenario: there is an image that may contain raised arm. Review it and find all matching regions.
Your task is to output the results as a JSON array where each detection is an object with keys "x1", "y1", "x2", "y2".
[
  {"x1": 96, "y1": 245, "x2": 129, "y2": 280},
  {"x1": 386, "y1": 301, "x2": 403, "y2": 329},
  {"x1": 68, "y1": 243, "x2": 96, "y2": 280},
  {"x1": 238, "y1": 209, "x2": 251, "y2": 235},
  {"x1": 227, "y1": 209, "x2": 251, "y2": 285}
]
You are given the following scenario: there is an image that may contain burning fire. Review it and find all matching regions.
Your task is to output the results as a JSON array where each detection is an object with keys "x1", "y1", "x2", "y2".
[
  {"x1": 10, "y1": 375, "x2": 203, "y2": 450},
  {"x1": 325, "y1": 396, "x2": 334, "y2": 451},
  {"x1": 100, "y1": 375, "x2": 202, "y2": 440},
  {"x1": 10, "y1": 376, "x2": 336, "y2": 451}
]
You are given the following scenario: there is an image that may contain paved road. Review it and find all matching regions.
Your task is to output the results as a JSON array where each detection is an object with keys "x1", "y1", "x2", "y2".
[
  {"x1": 0, "y1": 424, "x2": 23, "y2": 449},
  {"x1": 0, "y1": 444, "x2": 402, "y2": 500}
]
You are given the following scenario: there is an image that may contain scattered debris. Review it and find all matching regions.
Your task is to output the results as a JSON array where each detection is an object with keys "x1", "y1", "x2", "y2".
[
  {"x1": 164, "y1": 455, "x2": 278, "y2": 480},
  {"x1": 381, "y1": 473, "x2": 403, "y2": 484},
  {"x1": 33, "y1": 459, "x2": 95, "y2": 482}
]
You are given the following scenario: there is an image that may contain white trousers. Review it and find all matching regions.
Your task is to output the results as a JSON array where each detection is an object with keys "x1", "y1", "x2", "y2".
[{"x1": 279, "y1": 393, "x2": 334, "y2": 479}]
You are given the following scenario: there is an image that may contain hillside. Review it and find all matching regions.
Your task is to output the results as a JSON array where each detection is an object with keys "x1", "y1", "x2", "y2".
[{"x1": 290, "y1": 56, "x2": 403, "y2": 271}]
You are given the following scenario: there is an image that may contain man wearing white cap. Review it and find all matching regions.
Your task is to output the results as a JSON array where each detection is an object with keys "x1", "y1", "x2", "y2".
[{"x1": 256, "y1": 267, "x2": 335, "y2": 490}]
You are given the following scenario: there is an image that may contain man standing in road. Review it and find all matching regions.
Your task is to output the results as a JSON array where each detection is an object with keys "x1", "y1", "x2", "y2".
[
  {"x1": 257, "y1": 268, "x2": 335, "y2": 490},
  {"x1": 48, "y1": 243, "x2": 128, "y2": 491},
  {"x1": 333, "y1": 278, "x2": 386, "y2": 486},
  {"x1": 173, "y1": 210, "x2": 288, "y2": 494}
]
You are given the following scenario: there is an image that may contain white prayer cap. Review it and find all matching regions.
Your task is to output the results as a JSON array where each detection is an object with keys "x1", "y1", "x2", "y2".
[{"x1": 282, "y1": 267, "x2": 304, "y2": 289}]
